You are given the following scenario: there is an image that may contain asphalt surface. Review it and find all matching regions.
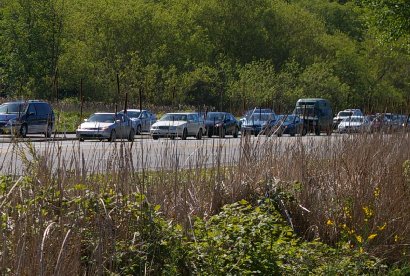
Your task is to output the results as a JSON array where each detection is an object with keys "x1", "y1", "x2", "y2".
[{"x1": 0, "y1": 132, "x2": 342, "y2": 175}]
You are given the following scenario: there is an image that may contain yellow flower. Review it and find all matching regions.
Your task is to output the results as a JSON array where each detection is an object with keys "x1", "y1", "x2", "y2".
[
  {"x1": 326, "y1": 219, "x2": 334, "y2": 226},
  {"x1": 377, "y1": 223, "x2": 387, "y2": 231},
  {"x1": 367, "y1": 233, "x2": 377, "y2": 241},
  {"x1": 362, "y1": 206, "x2": 374, "y2": 218},
  {"x1": 374, "y1": 187, "x2": 380, "y2": 198},
  {"x1": 359, "y1": 247, "x2": 364, "y2": 253},
  {"x1": 394, "y1": 235, "x2": 400, "y2": 242},
  {"x1": 356, "y1": 235, "x2": 363, "y2": 243}
]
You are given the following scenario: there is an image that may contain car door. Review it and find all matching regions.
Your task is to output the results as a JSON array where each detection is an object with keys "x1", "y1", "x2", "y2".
[
  {"x1": 26, "y1": 103, "x2": 38, "y2": 133},
  {"x1": 36, "y1": 103, "x2": 50, "y2": 133},
  {"x1": 140, "y1": 111, "x2": 149, "y2": 132}
]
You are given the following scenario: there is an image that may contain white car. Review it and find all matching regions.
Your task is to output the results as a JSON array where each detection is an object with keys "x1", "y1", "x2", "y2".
[
  {"x1": 338, "y1": 116, "x2": 370, "y2": 133},
  {"x1": 150, "y1": 112, "x2": 205, "y2": 140},
  {"x1": 333, "y1": 109, "x2": 363, "y2": 128},
  {"x1": 119, "y1": 109, "x2": 156, "y2": 134}
]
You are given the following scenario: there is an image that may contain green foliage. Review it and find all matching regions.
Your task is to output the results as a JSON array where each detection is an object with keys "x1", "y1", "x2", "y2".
[{"x1": 187, "y1": 199, "x2": 384, "y2": 275}]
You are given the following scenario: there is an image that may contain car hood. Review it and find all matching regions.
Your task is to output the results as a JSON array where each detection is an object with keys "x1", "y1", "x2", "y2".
[
  {"x1": 0, "y1": 113, "x2": 19, "y2": 122},
  {"x1": 79, "y1": 122, "x2": 115, "y2": 129},
  {"x1": 152, "y1": 121, "x2": 187, "y2": 127}
]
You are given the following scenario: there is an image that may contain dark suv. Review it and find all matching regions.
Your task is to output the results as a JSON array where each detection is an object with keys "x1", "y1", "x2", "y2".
[{"x1": 0, "y1": 100, "x2": 55, "y2": 137}]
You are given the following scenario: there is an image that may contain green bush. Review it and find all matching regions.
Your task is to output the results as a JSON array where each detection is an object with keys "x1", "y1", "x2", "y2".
[{"x1": 187, "y1": 199, "x2": 385, "y2": 275}]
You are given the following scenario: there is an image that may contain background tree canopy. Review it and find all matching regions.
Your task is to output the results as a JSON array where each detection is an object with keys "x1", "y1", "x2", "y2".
[{"x1": 0, "y1": 0, "x2": 409, "y2": 114}]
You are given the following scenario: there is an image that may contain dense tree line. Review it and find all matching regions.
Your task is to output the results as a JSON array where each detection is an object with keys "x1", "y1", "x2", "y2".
[{"x1": 0, "y1": 0, "x2": 409, "y2": 114}]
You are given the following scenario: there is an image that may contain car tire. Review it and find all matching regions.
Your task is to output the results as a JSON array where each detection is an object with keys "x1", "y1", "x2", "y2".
[
  {"x1": 45, "y1": 124, "x2": 53, "y2": 138},
  {"x1": 79, "y1": 138, "x2": 84, "y2": 142},
  {"x1": 196, "y1": 129, "x2": 202, "y2": 140},
  {"x1": 233, "y1": 127, "x2": 239, "y2": 138},
  {"x1": 302, "y1": 127, "x2": 307, "y2": 136},
  {"x1": 19, "y1": 124, "x2": 28, "y2": 138},
  {"x1": 315, "y1": 126, "x2": 321, "y2": 136},
  {"x1": 181, "y1": 128, "x2": 187, "y2": 140},
  {"x1": 207, "y1": 129, "x2": 212, "y2": 138},
  {"x1": 128, "y1": 129, "x2": 135, "y2": 142},
  {"x1": 108, "y1": 130, "x2": 116, "y2": 142},
  {"x1": 152, "y1": 135, "x2": 159, "y2": 140},
  {"x1": 136, "y1": 125, "x2": 142, "y2": 135}
]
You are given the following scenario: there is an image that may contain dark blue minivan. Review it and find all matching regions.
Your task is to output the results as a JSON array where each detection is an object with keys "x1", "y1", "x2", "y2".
[{"x1": 0, "y1": 100, "x2": 55, "y2": 137}]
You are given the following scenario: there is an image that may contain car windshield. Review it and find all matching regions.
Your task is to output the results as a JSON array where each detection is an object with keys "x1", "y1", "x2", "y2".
[
  {"x1": 160, "y1": 114, "x2": 188, "y2": 121},
  {"x1": 248, "y1": 113, "x2": 273, "y2": 121},
  {"x1": 124, "y1": 111, "x2": 141, "y2": 119},
  {"x1": 207, "y1": 113, "x2": 224, "y2": 120},
  {"x1": 284, "y1": 115, "x2": 298, "y2": 123},
  {"x1": 87, "y1": 114, "x2": 115, "y2": 123},
  {"x1": 0, "y1": 103, "x2": 25, "y2": 114},
  {"x1": 339, "y1": 111, "x2": 353, "y2": 117}
]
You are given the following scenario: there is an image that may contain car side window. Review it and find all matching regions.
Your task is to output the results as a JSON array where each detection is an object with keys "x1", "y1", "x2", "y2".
[{"x1": 28, "y1": 104, "x2": 36, "y2": 115}]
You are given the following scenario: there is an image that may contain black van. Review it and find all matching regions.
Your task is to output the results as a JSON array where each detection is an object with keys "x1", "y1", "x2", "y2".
[
  {"x1": 293, "y1": 98, "x2": 333, "y2": 135},
  {"x1": 0, "y1": 100, "x2": 55, "y2": 137}
]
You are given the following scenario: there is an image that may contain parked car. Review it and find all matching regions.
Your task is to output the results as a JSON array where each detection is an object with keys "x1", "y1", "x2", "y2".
[
  {"x1": 294, "y1": 98, "x2": 333, "y2": 135},
  {"x1": 337, "y1": 116, "x2": 370, "y2": 133},
  {"x1": 276, "y1": 115, "x2": 306, "y2": 137},
  {"x1": 241, "y1": 112, "x2": 277, "y2": 136},
  {"x1": 205, "y1": 112, "x2": 239, "y2": 138},
  {"x1": 119, "y1": 109, "x2": 156, "y2": 134},
  {"x1": 333, "y1": 109, "x2": 363, "y2": 128},
  {"x1": 0, "y1": 100, "x2": 54, "y2": 137},
  {"x1": 239, "y1": 108, "x2": 273, "y2": 128},
  {"x1": 150, "y1": 112, "x2": 204, "y2": 140},
  {"x1": 76, "y1": 112, "x2": 135, "y2": 142}
]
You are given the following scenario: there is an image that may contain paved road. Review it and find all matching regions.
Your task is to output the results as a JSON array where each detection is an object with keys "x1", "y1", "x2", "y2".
[{"x1": 0, "y1": 133, "x2": 341, "y2": 175}]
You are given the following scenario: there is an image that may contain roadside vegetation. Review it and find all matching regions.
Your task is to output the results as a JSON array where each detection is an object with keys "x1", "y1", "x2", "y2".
[{"x1": 0, "y1": 133, "x2": 409, "y2": 273}]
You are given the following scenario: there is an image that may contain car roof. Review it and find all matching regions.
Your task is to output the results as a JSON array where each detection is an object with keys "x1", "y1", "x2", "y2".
[
  {"x1": 93, "y1": 112, "x2": 116, "y2": 115},
  {"x1": 121, "y1": 109, "x2": 149, "y2": 112},
  {"x1": 165, "y1": 112, "x2": 198, "y2": 115}
]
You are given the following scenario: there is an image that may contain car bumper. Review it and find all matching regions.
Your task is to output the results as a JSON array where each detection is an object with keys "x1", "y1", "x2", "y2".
[
  {"x1": 76, "y1": 129, "x2": 111, "y2": 139},
  {"x1": 150, "y1": 128, "x2": 183, "y2": 137}
]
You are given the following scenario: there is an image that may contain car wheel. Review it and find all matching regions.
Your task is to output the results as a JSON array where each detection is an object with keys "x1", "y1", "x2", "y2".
[
  {"x1": 315, "y1": 126, "x2": 321, "y2": 136},
  {"x1": 128, "y1": 129, "x2": 135, "y2": 142},
  {"x1": 45, "y1": 124, "x2": 53, "y2": 138},
  {"x1": 136, "y1": 125, "x2": 142, "y2": 135},
  {"x1": 290, "y1": 133, "x2": 295, "y2": 137},
  {"x1": 326, "y1": 127, "x2": 332, "y2": 136},
  {"x1": 19, "y1": 124, "x2": 28, "y2": 138},
  {"x1": 233, "y1": 127, "x2": 239, "y2": 138},
  {"x1": 196, "y1": 128, "x2": 202, "y2": 140},
  {"x1": 302, "y1": 127, "x2": 307, "y2": 136},
  {"x1": 207, "y1": 128, "x2": 213, "y2": 138},
  {"x1": 152, "y1": 135, "x2": 159, "y2": 140},
  {"x1": 277, "y1": 132, "x2": 282, "y2": 137},
  {"x1": 79, "y1": 138, "x2": 84, "y2": 142},
  {"x1": 108, "y1": 130, "x2": 116, "y2": 142},
  {"x1": 181, "y1": 128, "x2": 188, "y2": 140}
]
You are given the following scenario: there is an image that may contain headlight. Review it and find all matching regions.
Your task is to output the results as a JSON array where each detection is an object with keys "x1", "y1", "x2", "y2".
[
  {"x1": 101, "y1": 126, "x2": 110, "y2": 131},
  {"x1": 151, "y1": 126, "x2": 159, "y2": 130}
]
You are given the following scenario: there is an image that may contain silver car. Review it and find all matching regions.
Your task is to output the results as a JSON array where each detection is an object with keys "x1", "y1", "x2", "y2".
[
  {"x1": 76, "y1": 113, "x2": 136, "y2": 142},
  {"x1": 150, "y1": 112, "x2": 204, "y2": 140},
  {"x1": 119, "y1": 109, "x2": 157, "y2": 134}
]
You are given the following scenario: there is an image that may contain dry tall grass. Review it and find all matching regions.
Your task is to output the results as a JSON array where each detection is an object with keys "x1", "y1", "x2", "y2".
[{"x1": 0, "y1": 132, "x2": 409, "y2": 273}]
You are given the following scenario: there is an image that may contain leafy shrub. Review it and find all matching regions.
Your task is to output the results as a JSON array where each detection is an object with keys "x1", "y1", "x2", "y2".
[{"x1": 187, "y1": 199, "x2": 384, "y2": 275}]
